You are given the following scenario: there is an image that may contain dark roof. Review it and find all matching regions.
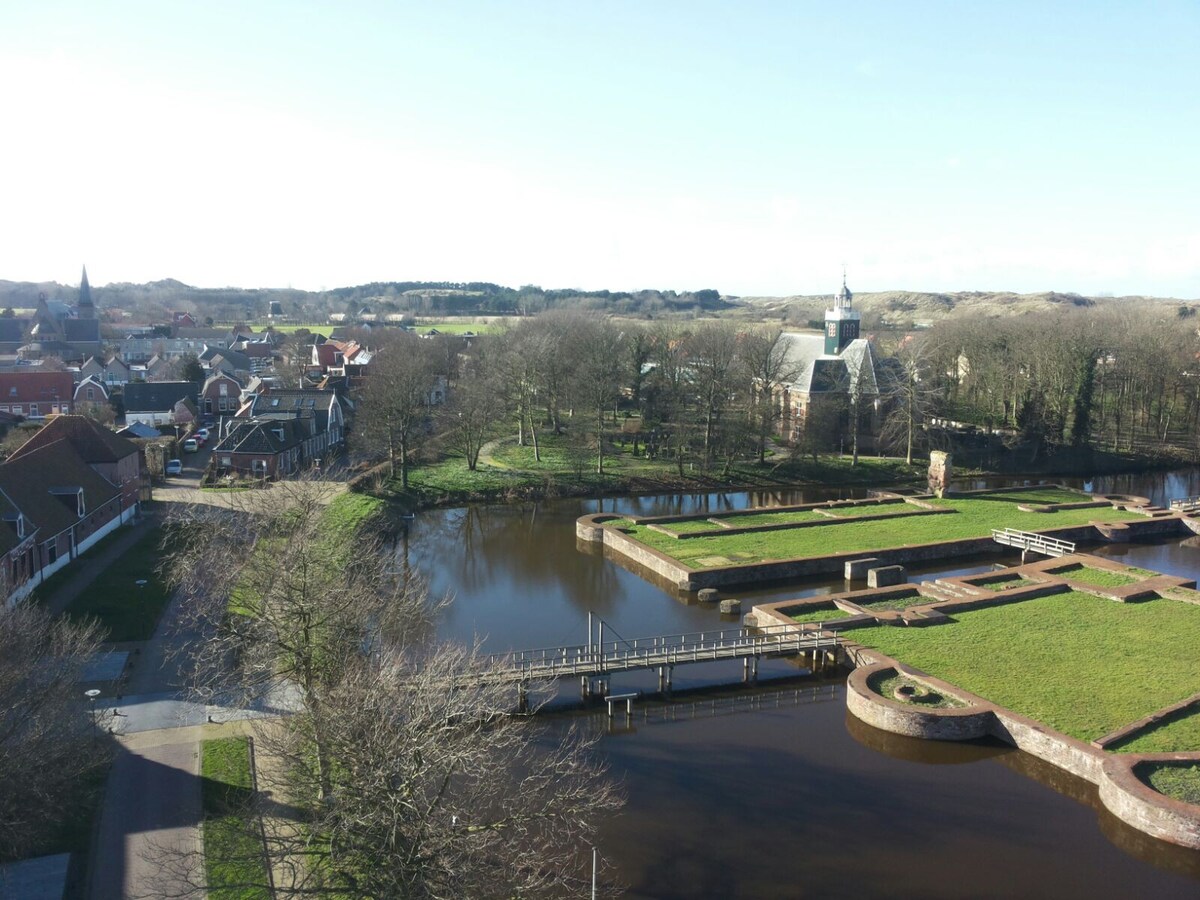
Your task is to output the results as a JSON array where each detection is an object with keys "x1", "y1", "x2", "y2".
[
  {"x1": 209, "y1": 349, "x2": 252, "y2": 372},
  {"x1": 123, "y1": 381, "x2": 197, "y2": 413},
  {"x1": 8, "y1": 415, "x2": 138, "y2": 466},
  {"x1": 0, "y1": 320, "x2": 26, "y2": 343},
  {"x1": 213, "y1": 418, "x2": 310, "y2": 455},
  {"x1": 0, "y1": 439, "x2": 120, "y2": 538},
  {"x1": 63, "y1": 319, "x2": 101, "y2": 343}
]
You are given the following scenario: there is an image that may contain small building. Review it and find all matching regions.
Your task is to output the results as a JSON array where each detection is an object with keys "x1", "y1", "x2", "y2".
[
  {"x1": 210, "y1": 417, "x2": 313, "y2": 479},
  {"x1": 73, "y1": 374, "x2": 110, "y2": 406},
  {"x1": 0, "y1": 371, "x2": 75, "y2": 419},
  {"x1": 123, "y1": 381, "x2": 198, "y2": 427},
  {"x1": 200, "y1": 372, "x2": 244, "y2": 416}
]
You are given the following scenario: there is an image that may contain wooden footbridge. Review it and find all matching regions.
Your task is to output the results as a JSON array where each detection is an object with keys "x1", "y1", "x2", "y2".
[
  {"x1": 991, "y1": 528, "x2": 1075, "y2": 559},
  {"x1": 479, "y1": 617, "x2": 841, "y2": 703}
]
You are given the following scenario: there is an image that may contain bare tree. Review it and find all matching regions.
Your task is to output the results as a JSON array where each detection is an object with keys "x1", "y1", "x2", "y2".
[
  {"x1": 355, "y1": 334, "x2": 442, "y2": 488},
  {"x1": 684, "y1": 323, "x2": 740, "y2": 467},
  {"x1": 738, "y1": 328, "x2": 798, "y2": 464},
  {"x1": 442, "y1": 346, "x2": 502, "y2": 471},
  {"x1": 567, "y1": 318, "x2": 624, "y2": 475},
  {"x1": 0, "y1": 603, "x2": 111, "y2": 859},
  {"x1": 162, "y1": 482, "x2": 623, "y2": 897},
  {"x1": 879, "y1": 336, "x2": 942, "y2": 464}
]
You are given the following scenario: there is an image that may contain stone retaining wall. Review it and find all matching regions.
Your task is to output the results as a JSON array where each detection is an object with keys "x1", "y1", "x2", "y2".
[
  {"x1": 1099, "y1": 757, "x2": 1200, "y2": 849},
  {"x1": 842, "y1": 644, "x2": 1200, "y2": 849}
]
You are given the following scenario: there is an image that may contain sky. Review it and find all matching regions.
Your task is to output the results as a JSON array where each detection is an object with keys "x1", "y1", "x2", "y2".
[{"x1": 0, "y1": 1, "x2": 1196, "y2": 297}]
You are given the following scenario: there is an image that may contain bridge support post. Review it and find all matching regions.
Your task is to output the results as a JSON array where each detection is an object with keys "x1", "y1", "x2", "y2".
[
  {"x1": 517, "y1": 681, "x2": 529, "y2": 714},
  {"x1": 658, "y1": 665, "x2": 673, "y2": 696},
  {"x1": 580, "y1": 676, "x2": 590, "y2": 701},
  {"x1": 743, "y1": 656, "x2": 759, "y2": 684}
]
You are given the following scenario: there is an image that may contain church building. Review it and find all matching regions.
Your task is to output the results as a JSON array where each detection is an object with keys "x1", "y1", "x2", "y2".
[{"x1": 776, "y1": 277, "x2": 881, "y2": 447}]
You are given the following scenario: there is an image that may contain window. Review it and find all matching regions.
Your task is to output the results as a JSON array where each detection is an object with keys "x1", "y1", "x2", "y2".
[
  {"x1": 219, "y1": 383, "x2": 228, "y2": 396},
  {"x1": 220, "y1": 456, "x2": 231, "y2": 466},
  {"x1": 47, "y1": 543, "x2": 57, "y2": 565},
  {"x1": 87, "y1": 388, "x2": 95, "y2": 400},
  {"x1": 28, "y1": 404, "x2": 37, "y2": 416}
]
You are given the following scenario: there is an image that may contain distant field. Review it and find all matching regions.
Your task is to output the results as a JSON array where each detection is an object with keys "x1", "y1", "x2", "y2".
[{"x1": 410, "y1": 321, "x2": 499, "y2": 335}]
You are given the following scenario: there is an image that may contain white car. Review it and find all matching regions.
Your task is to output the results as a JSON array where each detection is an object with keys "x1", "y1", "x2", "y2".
[{"x1": 165, "y1": 459, "x2": 183, "y2": 476}]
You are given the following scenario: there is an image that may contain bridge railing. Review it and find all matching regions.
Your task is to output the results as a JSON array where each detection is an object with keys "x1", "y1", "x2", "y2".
[
  {"x1": 1170, "y1": 496, "x2": 1200, "y2": 510},
  {"x1": 991, "y1": 528, "x2": 1075, "y2": 557},
  {"x1": 481, "y1": 622, "x2": 836, "y2": 678}
]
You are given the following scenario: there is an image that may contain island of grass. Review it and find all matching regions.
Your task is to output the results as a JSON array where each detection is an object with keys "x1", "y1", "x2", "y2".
[
  {"x1": 607, "y1": 488, "x2": 1146, "y2": 570},
  {"x1": 848, "y1": 590, "x2": 1200, "y2": 744},
  {"x1": 787, "y1": 605, "x2": 852, "y2": 625}
]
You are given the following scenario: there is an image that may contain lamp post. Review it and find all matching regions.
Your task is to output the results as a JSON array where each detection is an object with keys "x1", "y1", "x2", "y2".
[{"x1": 84, "y1": 688, "x2": 101, "y2": 743}]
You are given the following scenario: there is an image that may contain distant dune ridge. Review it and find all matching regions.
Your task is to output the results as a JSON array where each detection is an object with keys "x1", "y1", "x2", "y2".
[{"x1": 0, "y1": 276, "x2": 1192, "y2": 325}]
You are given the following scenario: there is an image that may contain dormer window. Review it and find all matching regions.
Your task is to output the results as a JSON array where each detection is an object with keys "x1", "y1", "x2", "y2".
[
  {"x1": 4, "y1": 513, "x2": 23, "y2": 539},
  {"x1": 50, "y1": 487, "x2": 85, "y2": 517}
]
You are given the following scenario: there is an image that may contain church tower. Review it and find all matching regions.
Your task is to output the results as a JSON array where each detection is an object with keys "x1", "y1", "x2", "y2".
[
  {"x1": 78, "y1": 265, "x2": 95, "y2": 319},
  {"x1": 823, "y1": 273, "x2": 859, "y2": 355}
]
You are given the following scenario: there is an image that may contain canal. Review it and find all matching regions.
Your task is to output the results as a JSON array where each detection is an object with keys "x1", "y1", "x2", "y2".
[{"x1": 399, "y1": 472, "x2": 1200, "y2": 898}]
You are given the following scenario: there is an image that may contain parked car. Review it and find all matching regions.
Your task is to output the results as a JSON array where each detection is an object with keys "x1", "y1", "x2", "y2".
[
  {"x1": 194, "y1": 428, "x2": 210, "y2": 442},
  {"x1": 165, "y1": 459, "x2": 183, "y2": 475},
  {"x1": 182, "y1": 438, "x2": 199, "y2": 453}
]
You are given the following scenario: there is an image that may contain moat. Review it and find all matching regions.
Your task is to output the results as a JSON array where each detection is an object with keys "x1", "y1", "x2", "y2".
[{"x1": 398, "y1": 470, "x2": 1200, "y2": 898}]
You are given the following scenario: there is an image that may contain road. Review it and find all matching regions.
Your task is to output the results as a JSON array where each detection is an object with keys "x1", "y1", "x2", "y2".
[{"x1": 90, "y1": 737, "x2": 202, "y2": 900}]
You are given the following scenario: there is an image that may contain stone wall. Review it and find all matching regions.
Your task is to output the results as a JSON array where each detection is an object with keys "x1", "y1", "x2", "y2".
[{"x1": 1099, "y1": 757, "x2": 1200, "y2": 849}]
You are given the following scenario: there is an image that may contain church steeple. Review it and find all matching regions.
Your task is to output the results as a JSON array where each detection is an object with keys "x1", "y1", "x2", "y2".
[
  {"x1": 824, "y1": 271, "x2": 860, "y2": 355},
  {"x1": 78, "y1": 265, "x2": 94, "y2": 318}
]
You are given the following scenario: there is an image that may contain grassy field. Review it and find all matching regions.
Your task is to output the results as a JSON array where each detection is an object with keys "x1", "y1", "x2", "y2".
[
  {"x1": 974, "y1": 574, "x2": 1038, "y2": 591},
  {"x1": 850, "y1": 591, "x2": 1200, "y2": 743},
  {"x1": 788, "y1": 606, "x2": 852, "y2": 624},
  {"x1": 394, "y1": 432, "x2": 925, "y2": 505},
  {"x1": 201, "y1": 737, "x2": 271, "y2": 900},
  {"x1": 1050, "y1": 564, "x2": 1141, "y2": 588},
  {"x1": 410, "y1": 321, "x2": 499, "y2": 335},
  {"x1": 1141, "y1": 764, "x2": 1200, "y2": 805},
  {"x1": 858, "y1": 592, "x2": 936, "y2": 612},
  {"x1": 616, "y1": 491, "x2": 1141, "y2": 567},
  {"x1": 1114, "y1": 709, "x2": 1200, "y2": 754},
  {"x1": 60, "y1": 527, "x2": 173, "y2": 642},
  {"x1": 867, "y1": 671, "x2": 967, "y2": 709}
]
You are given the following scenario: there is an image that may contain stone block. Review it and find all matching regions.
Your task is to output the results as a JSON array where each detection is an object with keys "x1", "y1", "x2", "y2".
[
  {"x1": 697, "y1": 588, "x2": 720, "y2": 603},
  {"x1": 719, "y1": 598, "x2": 742, "y2": 614},
  {"x1": 845, "y1": 557, "x2": 881, "y2": 580},
  {"x1": 867, "y1": 565, "x2": 906, "y2": 588},
  {"x1": 928, "y1": 450, "x2": 952, "y2": 498}
]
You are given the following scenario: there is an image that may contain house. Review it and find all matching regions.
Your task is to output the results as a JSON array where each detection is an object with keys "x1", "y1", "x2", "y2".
[
  {"x1": 0, "y1": 371, "x2": 75, "y2": 418},
  {"x1": 123, "y1": 381, "x2": 199, "y2": 426},
  {"x1": 775, "y1": 278, "x2": 883, "y2": 447},
  {"x1": 7, "y1": 415, "x2": 144, "y2": 520},
  {"x1": 239, "y1": 388, "x2": 345, "y2": 450},
  {"x1": 0, "y1": 437, "x2": 130, "y2": 604},
  {"x1": 210, "y1": 417, "x2": 315, "y2": 479},
  {"x1": 73, "y1": 375, "x2": 109, "y2": 406},
  {"x1": 200, "y1": 372, "x2": 244, "y2": 416},
  {"x1": 204, "y1": 348, "x2": 253, "y2": 382},
  {"x1": 81, "y1": 356, "x2": 132, "y2": 386},
  {"x1": 172, "y1": 311, "x2": 198, "y2": 328}
]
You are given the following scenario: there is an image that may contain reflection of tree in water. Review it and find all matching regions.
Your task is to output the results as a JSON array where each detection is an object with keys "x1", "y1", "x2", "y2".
[{"x1": 398, "y1": 502, "x2": 629, "y2": 612}]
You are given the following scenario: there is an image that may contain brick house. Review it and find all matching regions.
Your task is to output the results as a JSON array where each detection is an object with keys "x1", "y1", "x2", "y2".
[
  {"x1": 7, "y1": 415, "x2": 144, "y2": 521},
  {"x1": 0, "y1": 438, "x2": 128, "y2": 604},
  {"x1": 0, "y1": 372, "x2": 75, "y2": 419},
  {"x1": 210, "y1": 417, "x2": 313, "y2": 479},
  {"x1": 124, "y1": 381, "x2": 199, "y2": 426},
  {"x1": 200, "y1": 372, "x2": 244, "y2": 416}
]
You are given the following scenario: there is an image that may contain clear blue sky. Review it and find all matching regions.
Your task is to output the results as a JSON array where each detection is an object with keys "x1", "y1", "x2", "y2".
[{"x1": 1, "y1": 1, "x2": 1196, "y2": 297}]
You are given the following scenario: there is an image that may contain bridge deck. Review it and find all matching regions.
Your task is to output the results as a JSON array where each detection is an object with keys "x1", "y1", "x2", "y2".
[{"x1": 479, "y1": 624, "x2": 839, "y2": 683}]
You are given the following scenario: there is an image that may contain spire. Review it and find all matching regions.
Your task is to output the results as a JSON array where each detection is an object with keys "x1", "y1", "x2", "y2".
[{"x1": 79, "y1": 265, "x2": 94, "y2": 318}]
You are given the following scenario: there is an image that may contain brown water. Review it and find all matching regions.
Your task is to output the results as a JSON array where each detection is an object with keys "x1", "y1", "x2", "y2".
[{"x1": 400, "y1": 475, "x2": 1200, "y2": 898}]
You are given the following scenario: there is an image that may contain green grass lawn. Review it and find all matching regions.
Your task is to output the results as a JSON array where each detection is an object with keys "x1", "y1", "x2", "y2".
[
  {"x1": 1050, "y1": 564, "x2": 1140, "y2": 588},
  {"x1": 61, "y1": 527, "x2": 174, "y2": 642},
  {"x1": 618, "y1": 492, "x2": 1142, "y2": 567},
  {"x1": 867, "y1": 671, "x2": 967, "y2": 709},
  {"x1": 850, "y1": 591, "x2": 1200, "y2": 743},
  {"x1": 1113, "y1": 709, "x2": 1200, "y2": 754},
  {"x1": 971, "y1": 488, "x2": 1093, "y2": 506},
  {"x1": 788, "y1": 606, "x2": 852, "y2": 625},
  {"x1": 1141, "y1": 764, "x2": 1200, "y2": 805},
  {"x1": 707, "y1": 509, "x2": 829, "y2": 527},
  {"x1": 201, "y1": 737, "x2": 271, "y2": 900},
  {"x1": 857, "y1": 591, "x2": 934, "y2": 612}
]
